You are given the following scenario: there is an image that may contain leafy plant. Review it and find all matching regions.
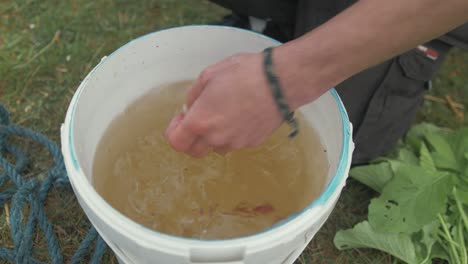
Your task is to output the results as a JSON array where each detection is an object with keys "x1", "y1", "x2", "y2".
[{"x1": 334, "y1": 123, "x2": 468, "y2": 264}]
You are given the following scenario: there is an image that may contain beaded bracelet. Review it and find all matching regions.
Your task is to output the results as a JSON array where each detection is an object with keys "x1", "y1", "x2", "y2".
[{"x1": 263, "y1": 47, "x2": 299, "y2": 138}]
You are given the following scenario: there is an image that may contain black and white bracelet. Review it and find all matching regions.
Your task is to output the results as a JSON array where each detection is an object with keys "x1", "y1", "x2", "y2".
[{"x1": 263, "y1": 47, "x2": 299, "y2": 138}]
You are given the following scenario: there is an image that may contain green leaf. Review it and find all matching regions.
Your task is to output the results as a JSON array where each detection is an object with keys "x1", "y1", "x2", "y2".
[
  {"x1": 397, "y1": 148, "x2": 419, "y2": 165},
  {"x1": 419, "y1": 143, "x2": 436, "y2": 171},
  {"x1": 368, "y1": 198, "x2": 401, "y2": 231},
  {"x1": 350, "y1": 162, "x2": 393, "y2": 193},
  {"x1": 425, "y1": 132, "x2": 455, "y2": 159},
  {"x1": 336, "y1": 124, "x2": 468, "y2": 264},
  {"x1": 431, "y1": 152, "x2": 460, "y2": 172},
  {"x1": 417, "y1": 221, "x2": 439, "y2": 263},
  {"x1": 334, "y1": 221, "x2": 423, "y2": 264},
  {"x1": 449, "y1": 128, "x2": 468, "y2": 155},
  {"x1": 448, "y1": 128, "x2": 468, "y2": 168},
  {"x1": 405, "y1": 123, "x2": 441, "y2": 153},
  {"x1": 455, "y1": 189, "x2": 468, "y2": 205},
  {"x1": 425, "y1": 131, "x2": 460, "y2": 172},
  {"x1": 388, "y1": 160, "x2": 406, "y2": 173},
  {"x1": 429, "y1": 243, "x2": 450, "y2": 262},
  {"x1": 369, "y1": 164, "x2": 454, "y2": 233},
  {"x1": 463, "y1": 154, "x2": 468, "y2": 183}
]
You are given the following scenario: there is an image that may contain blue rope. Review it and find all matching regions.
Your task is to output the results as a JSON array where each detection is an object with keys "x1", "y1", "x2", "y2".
[{"x1": 0, "y1": 104, "x2": 108, "y2": 263}]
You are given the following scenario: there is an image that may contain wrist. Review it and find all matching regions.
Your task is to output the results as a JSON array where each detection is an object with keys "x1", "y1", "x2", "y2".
[{"x1": 272, "y1": 37, "x2": 345, "y2": 110}]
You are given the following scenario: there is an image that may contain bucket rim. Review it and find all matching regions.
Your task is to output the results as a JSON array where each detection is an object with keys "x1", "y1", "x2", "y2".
[{"x1": 63, "y1": 25, "x2": 353, "y2": 245}]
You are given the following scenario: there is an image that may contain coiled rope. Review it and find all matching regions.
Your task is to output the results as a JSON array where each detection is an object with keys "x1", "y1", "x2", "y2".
[{"x1": 0, "y1": 103, "x2": 107, "y2": 263}]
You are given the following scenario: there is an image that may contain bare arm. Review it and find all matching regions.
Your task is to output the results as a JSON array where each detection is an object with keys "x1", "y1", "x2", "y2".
[
  {"x1": 276, "y1": 0, "x2": 468, "y2": 108},
  {"x1": 166, "y1": 0, "x2": 468, "y2": 157}
]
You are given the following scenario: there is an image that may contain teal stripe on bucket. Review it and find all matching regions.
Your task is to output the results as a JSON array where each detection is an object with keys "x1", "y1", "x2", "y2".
[
  {"x1": 314, "y1": 89, "x2": 351, "y2": 205},
  {"x1": 66, "y1": 25, "x2": 352, "y2": 242},
  {"x1": 68, "y1": 84, "x2": 83, "y2": 171},
  {"x1": 260, "y1": 88, "x2": 351, "y2": 232}
]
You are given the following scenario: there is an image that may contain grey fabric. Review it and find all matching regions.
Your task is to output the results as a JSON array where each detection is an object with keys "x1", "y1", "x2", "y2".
[
  {"x1": 209, "y1": 0, "x2": 297, "y2": 23},
  {"x1": 210, "y1": 0, "x2": 297, "y2": 41},
  {"x1": 439, "y1": 23, "x2": 468, "y2": 51},
  {"x1": 294, "y1": 0, "x2": 355, "y2": 37},
  {"x1": 338, "y1": 40, "x2": 452, "y2": 164}
]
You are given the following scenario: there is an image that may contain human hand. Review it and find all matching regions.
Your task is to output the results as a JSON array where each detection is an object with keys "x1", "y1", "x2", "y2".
[{"x1": 165, "y1": 52, "x2": 285, "y2": 157}]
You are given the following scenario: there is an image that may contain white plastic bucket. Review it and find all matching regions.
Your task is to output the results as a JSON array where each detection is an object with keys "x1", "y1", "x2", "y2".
[{"x1": 61, "y1": 25, "x2": 354, "y2": 264}]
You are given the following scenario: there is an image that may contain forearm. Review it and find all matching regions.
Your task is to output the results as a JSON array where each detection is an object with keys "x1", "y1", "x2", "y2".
[{"x1": 275, "y1": 0, "x2": 468, "y2": 109}]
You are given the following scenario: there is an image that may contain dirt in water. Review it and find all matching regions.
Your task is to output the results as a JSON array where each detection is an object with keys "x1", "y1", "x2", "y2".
[{"x1": 93, "y1": 80, "x2": 329, "y2": 239}]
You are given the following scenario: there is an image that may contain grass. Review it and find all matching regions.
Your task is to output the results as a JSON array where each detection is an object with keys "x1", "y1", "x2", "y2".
[
  {"x1": 417, "y1": 48, "x2": 468, "y2": 128},
  {"x1": 0, "y1": 0, "x2": 467, "y2": 263}
]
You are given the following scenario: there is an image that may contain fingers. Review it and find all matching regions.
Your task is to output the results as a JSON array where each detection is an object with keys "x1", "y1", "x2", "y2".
[
  {"x1": 188, "y1": 138, "x2": 211, "y2": 158},
  {"x1": 174, "y1": 59, "x2": 237, "y2": 157},
  {"x1": 165, "y1": 114, "x2": 184, "y2": 138},
  {"x1": 167, "y1": 119, "x2": 254, "y2": 157},
  {"x1": 166, "y1": 121, "x2": 211, "y2": 158},
  {"x1": 166, "y1": 116, "x2": 197, "y2": 153},
  {"x1": 166, "y1": 116, "x2": 229, "y2": 158},
  {"x1": 166, "y1": 53, "x2": 270, "y2": 158},
  {"x1": 165, "y1": 113, "x2": 213, "y2": 157},
  {"x1": 213, "y1": 145, "x2": 230, "y2": 155}
]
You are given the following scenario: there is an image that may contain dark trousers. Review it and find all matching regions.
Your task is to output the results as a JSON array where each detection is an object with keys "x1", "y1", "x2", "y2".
[{"x1": 211, "y1": 0, "x2": 452, "y2": 164}]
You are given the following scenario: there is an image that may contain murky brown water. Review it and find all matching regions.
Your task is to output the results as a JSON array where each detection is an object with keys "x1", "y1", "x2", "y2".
[{"x1": 93, "y1": 80, "x2": 328, "y2": 239}]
